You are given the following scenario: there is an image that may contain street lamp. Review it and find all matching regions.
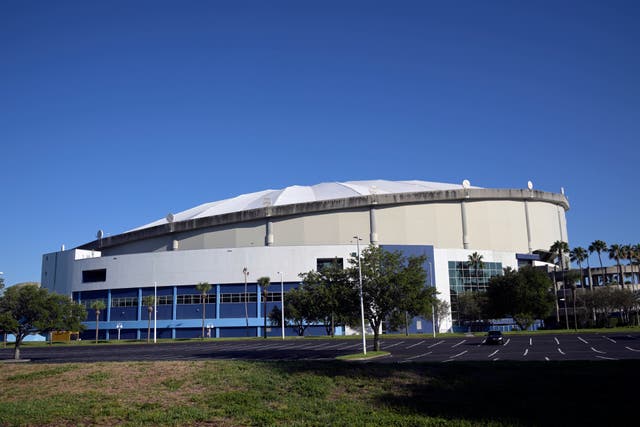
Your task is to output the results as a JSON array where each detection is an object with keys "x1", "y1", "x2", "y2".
[
  {"x1": 277, "y1": 271, "x2": 285, "y2": 340},
  {"x1": 243, "y1": 267, "x2": 250, "y2": 337},
  {"x1": 116, "y1": 323, "x2": 123, "y2": 341},
  {"x1": 354, "y1": 236, "x2": 367, "y2": 355},
  {"x1": 427, "y1": 261, "x2": 436, "y2": 338},
  {"x1": 153, "y1": 282, "x2": 157, "y2": 343}
]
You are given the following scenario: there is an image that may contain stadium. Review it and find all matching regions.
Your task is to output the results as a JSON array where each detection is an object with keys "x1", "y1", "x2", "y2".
[{"x1": 41, "y1": 179, "x2": 569, "y2": 339}]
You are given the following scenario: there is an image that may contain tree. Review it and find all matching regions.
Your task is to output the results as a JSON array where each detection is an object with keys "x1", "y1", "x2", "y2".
[
  {"x1": 589, "y1": 240, "x2": 608, "y2": 285},
  {"x1": 468, "y1": 252, "x2": 484, "y2": 291},
  {"x1": 346, "y1": 246, "x2": 433, "y2": 351},
  {"x1": 257, "y1": 276, "x2": 271, "y2": 338},
  {"x1": 195, "y1": 282, "x2": 212, "y2": 339},
  {"x1": 550, "y1": 241, "x2": 570, "y2": 328},
  {"x1": 570, "y1": 247, "x2": 588, "y2": 289},
  {"x1": 142, "y1": 295, "x2": 155, "y2": 343},
  {"x1": 608, "y1": 244, "x2": 625, "y2": 288},
  {"x1": 622, "y1": 245, "x2": 635, "y2": 285},
  {"x1": 564, "y1": 270, "x2": 582, "y2": 329},
  {"x1": 90, "y1": 300, "x2": 106, "y2": 344},
  {"x1": 633, "y1": 244, "x2": 640, "y2": 285},
  {"x1": 298, "y1": 262, "x2": 356, "y2": 336},
  {"x1": 283, "y1": 286, "x2": 314, "y2": 336},
  {"x1": 456, "y1": 292, "x2": 487, "y2": 327},
  {"x1": 0, "y1": 285, "x2": 86, "y2": 360},
  {"x1": 433, "y1": 298, "x2": 450, "y2": 334},
  {"x1": 485, "y1": 266, "x2": 555, "y2": 331}
]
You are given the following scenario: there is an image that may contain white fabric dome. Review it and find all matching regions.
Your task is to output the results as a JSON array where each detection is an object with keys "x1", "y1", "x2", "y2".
[{"x1": 133, "y1": 179, "x2": 478, "y2": 231}]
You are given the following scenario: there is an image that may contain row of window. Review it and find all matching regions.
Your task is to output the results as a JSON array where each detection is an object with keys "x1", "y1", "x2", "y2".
[{"x1": 83, "y1": 292, "x2": 283, "y2": 308}]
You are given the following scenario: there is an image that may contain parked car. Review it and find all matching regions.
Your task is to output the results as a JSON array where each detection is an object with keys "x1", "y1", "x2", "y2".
[{"x1": 485, "y1": 330, "x2": 504, "y2": 345}]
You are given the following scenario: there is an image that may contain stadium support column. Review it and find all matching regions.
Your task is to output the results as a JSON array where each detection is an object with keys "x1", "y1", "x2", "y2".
[
  {"x1": 369, "y1": 206, "x2": 378, "y2": 246},
  {"x1": 461, "y1": 201, "x2": 470, "y2": 249},
  {"x1": 557, "y1": 205, "x2": 565, "y2": 242},
  {"x1": 266, "y1": 220, "x2": 274, "y2": 246},
  {"x1": 524, "y1": 200, "x2": 533, "y2": 254}
]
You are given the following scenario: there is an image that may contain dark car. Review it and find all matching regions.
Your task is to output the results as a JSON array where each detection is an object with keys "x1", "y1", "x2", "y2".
[{"x1": 485, "y1": 330, "x2": 504, "y2": 345}]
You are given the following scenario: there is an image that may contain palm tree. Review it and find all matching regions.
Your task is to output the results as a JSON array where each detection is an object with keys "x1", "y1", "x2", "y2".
[
  {"x1": 633, "y1": 244, "x2": 640, "y2": 284},
  {"x1": 622, "y1": 245, "x2": 636, "y2": 285},
  {"x1": 90, "y1": 300, "x2": 106, "y2": 344},
  {"x1": 195, "y1": 282, "x2": 212, "y2": 339},
  {"x1": 257, "y1": 276, "x2": 271, "y2": 339},
  {"x1": 142, "y1": 295, "x2": 155, "y2": 343},
  {"x1": 570, "y1": 247, "x2": 588, "y2": 289},
  {"x1": 589, "y1": 240, "x2": 608, "y2": 285},
  {"x1": 467, "y1": 252, "x2": 484, "y2": 292},
  {"x1": 550, "y1": 241, "x2": 570, "y2": 329},
  {"x1": 608, "y1": 244, "x2": 625, "y2": 288}
]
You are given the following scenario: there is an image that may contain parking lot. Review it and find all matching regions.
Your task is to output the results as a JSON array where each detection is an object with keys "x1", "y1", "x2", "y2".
[{"x1": 2, "y1": 333, "x2": 640, "y2": 364}]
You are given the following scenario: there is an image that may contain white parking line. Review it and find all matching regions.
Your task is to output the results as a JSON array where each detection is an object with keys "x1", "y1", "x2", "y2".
[
  {"x1": 554, "y1": 337, "x2": 560, "y2": 345},
  {"x1": 504, "y1": 338, "x2": 511, "y2": 346},
  {"x1": 450, "y1": 350, "x2": 468, "y2": 358},
  {"x1": 451, "y1": 340, "x2": 466, "y2": 348},
  {"x1": 604, "y1": 336, "x2": 616, "y2": 344},
  {"x1": 578, "y1": 336, "x2": 588, "y2": 344},
  {"x1": 545, "y1": 357, "x2": 550, "y2": 361},
  {"x1": 493, "y1": 357, "x2": 500, "y2": 361},
  {"x1": 625, "y1": 346, "x2": 640, "y2": 352},
  {"x1": 590, "y1": 347, "x2": 606, "y2": 354},
  {"x1": 383, "y1": 341, "x2": 405, "y2": 349},
  {"x1": 405, "y1": 351, "x2": 433, "y2": 361},
  {"x1": 406, "y1": 340, "x2": 425, "y2": 349},
  {"x1": 523, "y1": 348, "x2": 529, "y2": 356},
  {"x1": 428, "y1": 340, "x2": 445, "y2": 348},
  {"x1": 557, "y1": 348, "x2": 565, "y2": 355},
  {"x1": 596, "y1": 355, "x2": 617, "y2": 361},
  {"x1": 487, "y1": 349, "x2": 500, "y2": 358},
  {"x1": 529, "y1": 338, "x2": 533, "y2": 346}
]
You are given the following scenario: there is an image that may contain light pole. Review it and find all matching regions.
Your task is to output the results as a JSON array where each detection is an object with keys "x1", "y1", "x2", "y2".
[
  {"x1": 243, "y1": 267, "x2": 250, "y2": 337},
  {"x1": 116, "y1": 323, "x2": 123, "y2": 341},
  {"x1": 428, "y1": 261, "x2": 436, "y2": 338},
  {"x1": 277, "y1": 271, "x2": 285, "y2": 340},
  {"x1": 354, "y1": 236, "x2": 367, "y2": 355},
  {"x1": 153, "y1": 282, "x2": 157, "y2": 343}
]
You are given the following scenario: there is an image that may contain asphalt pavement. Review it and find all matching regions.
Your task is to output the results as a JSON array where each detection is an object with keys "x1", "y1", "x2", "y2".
[{"x1": 2, "y1": 333, "x2": 640, "y2": 364}]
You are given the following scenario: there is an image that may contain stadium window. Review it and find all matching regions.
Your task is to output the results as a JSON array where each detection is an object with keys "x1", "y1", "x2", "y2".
[
  {"x1": 316, "y1": 258, "x2": 343, "y2": 271},
  {"x1": 220, "y1": 293, "x2": 257, "y2": 303},
  {"x1": 82, "y1": 269, "x2": 107, "y2": 283}
]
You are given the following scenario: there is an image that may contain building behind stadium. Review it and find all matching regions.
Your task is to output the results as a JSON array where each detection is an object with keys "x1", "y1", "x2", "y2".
[{"x1": 41, "y1": 179, "x2": 569, "y2": 339}]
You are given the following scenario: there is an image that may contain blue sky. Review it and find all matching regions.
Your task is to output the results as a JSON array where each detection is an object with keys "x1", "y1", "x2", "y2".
[{"x1": 1, "y1": 1, "x2": 639, "y2": 285}]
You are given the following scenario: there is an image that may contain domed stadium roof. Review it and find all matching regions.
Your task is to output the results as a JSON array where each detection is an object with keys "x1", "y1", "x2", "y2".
[{"x1": 133, "y1": 179, "x2": 478, "y2": 231}]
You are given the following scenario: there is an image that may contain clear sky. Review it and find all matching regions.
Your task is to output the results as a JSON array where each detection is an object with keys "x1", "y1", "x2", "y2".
[{"x1": 1, "y1": 1, "x2": 639, "y2": 285}]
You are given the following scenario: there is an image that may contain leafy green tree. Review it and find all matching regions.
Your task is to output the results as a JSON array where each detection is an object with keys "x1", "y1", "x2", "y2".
[
  {"x1": 257, "y1": 276, "x2": 271, "y2": 338},
  {"x1": 299, "y1": 262, "x2": 356, "y2": 336},
  {"x1": 195, "y1": 282, "x2": 212, "y2": 339},
  {"x1": 456, "y1": 291, "x2": 487, "y2": 326},
  {"x1": 467, "y1": 252, "x2": 484, "y2": 291},
  {"x1": 142, "y1": 295, "x2": 155, "y2": 343},
  {"x1": 346, "y1": 245, "x2": 432, "y2": 351},
  {"x1": 485, "y1": 266, "x2": 555, "y2": 331},
  {"x1": 608, "y1": 244, "x2": 625, "y2": 288},
  {"x1": 589, "y1": 240, "x2": 608, "y2": 285},
  {"x1": 90, "y1": 300, "x2": 106, "y2": 344},
  {"x1": 0, "y1": 285, "x2": 86, "y2": 359},
  {"x1": 283, "y1": 286, "x2": 314, "y2": 336}
]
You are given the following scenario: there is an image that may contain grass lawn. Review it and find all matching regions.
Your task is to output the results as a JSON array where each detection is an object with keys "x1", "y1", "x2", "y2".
[{"x1": 1, "y1": 359, "x2": 638, "y2": 426}]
